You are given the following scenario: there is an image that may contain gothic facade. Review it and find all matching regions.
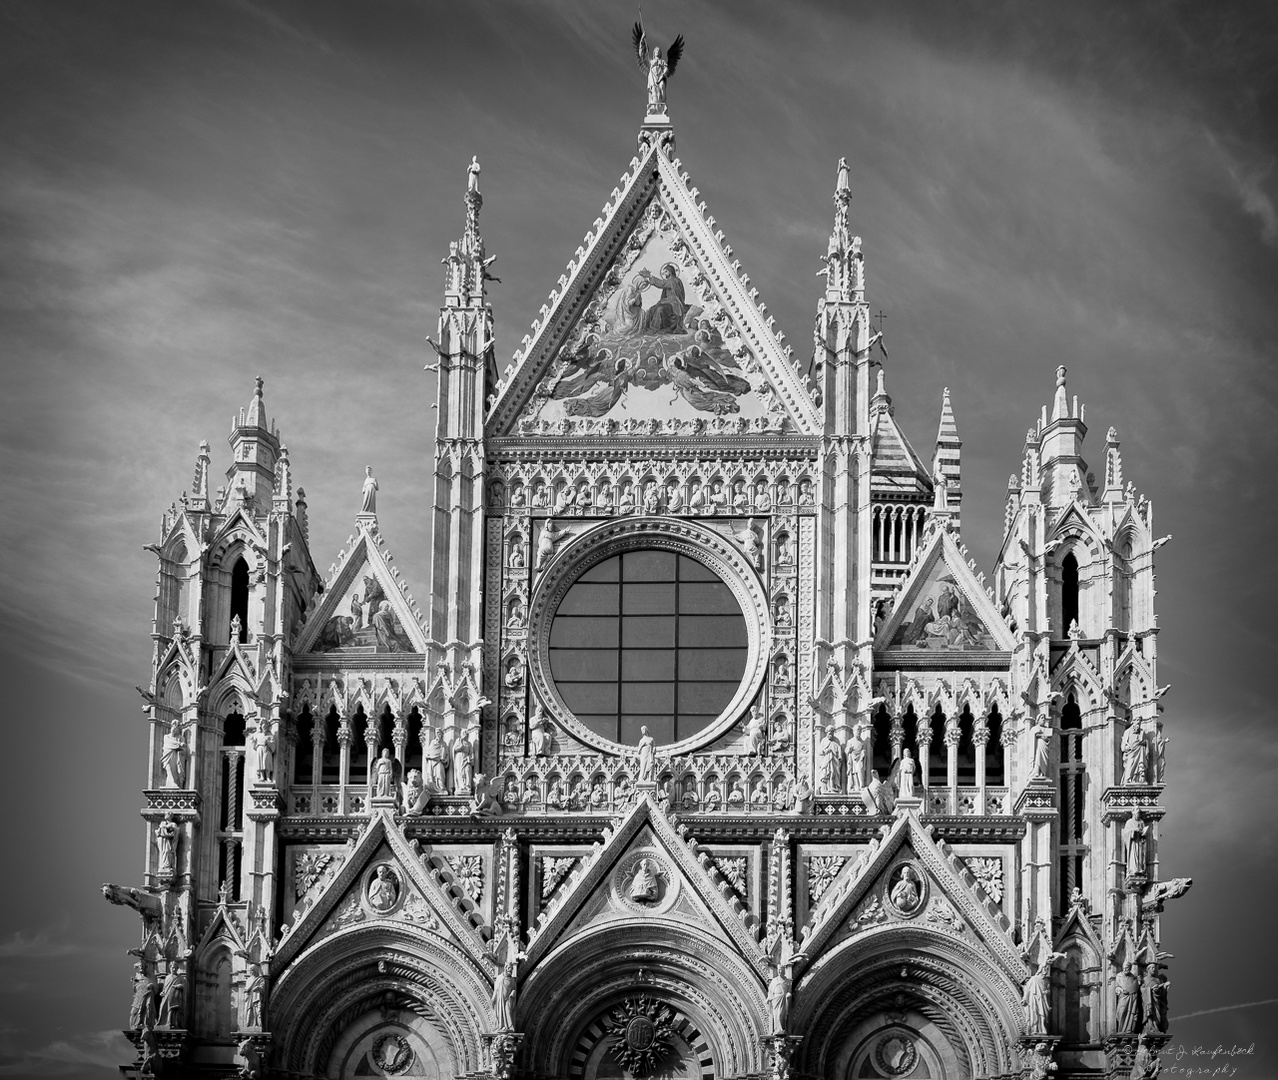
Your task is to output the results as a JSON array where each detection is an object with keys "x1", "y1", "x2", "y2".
[{"x1": 107, "y1": 91, "x2": 1187, "y2": 1080}]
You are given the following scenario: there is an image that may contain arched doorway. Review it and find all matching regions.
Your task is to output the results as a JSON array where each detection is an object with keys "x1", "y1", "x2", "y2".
[{"x1": 571, "y1": 996, "x2": 713, "y2": 1079}]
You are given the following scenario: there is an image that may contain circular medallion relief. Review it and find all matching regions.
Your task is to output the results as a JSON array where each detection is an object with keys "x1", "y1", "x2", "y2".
[
  {"x1": 371, "y1": 1033, "x2": 414, "y2": 1074},
  {"x1": 883, "y1": 860, "x2": 927, "y2": 918},
  {"x1": 612, "y1": 850, "x2": 680, "y2": 914},
  {"x1": 874, "y1": 1032, "x2": 918, "y2": 1075},
  {"x1": 626, "y1": 1015, "x2": 656, "y2": 1051},
  {"x1": 366, "y1": 864, "x2": 404, "y2": 916}
]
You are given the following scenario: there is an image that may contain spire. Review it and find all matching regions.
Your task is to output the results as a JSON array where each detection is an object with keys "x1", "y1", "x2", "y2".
[
  {"x1": 244, "y1": 375, "x2": 267, "y2": 430},
  {"x1": 820, "y1": 158, "x2": 864, "y2": 304},
  {"x1": 273, "y1": 444, "x2": 293, "y2": 514},
  {"x1": 870, "y1": 368, "x2": 893, "y2": 416},
  {"x1": 190, "y1": 440, "x2": 212, "y2": 511},
  {"x1": 226, "y1": 376, "x2": 281, "y2": 513},
  {"x1": 443, "y1": 157, "x2": 493, "y2": 309},
  {"x1": 932, "y1": 387, "x2": 962, "y2": 526}
]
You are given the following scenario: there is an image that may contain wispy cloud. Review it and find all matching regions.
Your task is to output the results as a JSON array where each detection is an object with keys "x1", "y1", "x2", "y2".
[
  {"x1": 0, "y1": 1029, "x2": 133, "y2": 1076},
  {"x1": 0, "y1": 931, "x2": 84, "y2": 961}
]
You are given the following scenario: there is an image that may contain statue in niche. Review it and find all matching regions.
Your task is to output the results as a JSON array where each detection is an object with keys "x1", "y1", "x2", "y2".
[
  {"x1": 733, "y1": 520, "x2": 762, "y2": 568},
  {"x1": 846, "y1": 720, "x2": 870, "y2": 790},
  {"x1": 1031, "y1": 714, "x2": 1053, "y2": 779},
  {"x1": 360, "y1": 466, "x2": 378, "y2": 514},
  {"x1": 642, "y1": 482, "x2": 661, "y2": 514},
  {"x1": 504, "y1": 660, "x2": 523, "y2": 689},
  {"x1": 817, "y1": 727, "x2": 843, "y2": 793},
  {"x1": 1022, "y1": 951, "x2": 1065, "y2": 1033},
  {"x1": 775, "y1": 532, "x2": 792, "y2": 565},
  {"x1": 774, "y1": 595, "x2": 793, "y2": 627},
  {"x1": 546, "y1": 779, "x2": 565, "y2": 809},
  {"x1": 531, "y1": 482, "x2": 548, "y2": 508},
  {"x1": 617, "y1": 485, "x2": 634, "y2": 514},
  {"x1": 1121, "y1": 716, "x2": 1149, "y2": 785},
  {"x1": 157, "y1": 966, "x2": 186, "y2": 1029},
  {"x1": 240, "y1": 961, "x2": 265, "y2": 1029},
  {"x1": 597, "y1": 484, "x2": 614, "y2": 513},
  {"x1": 128, "y1": 963, "x2": 156, "y2": 1029},
  {"x1": 708, "y1": 480, "x2": 729, "y2": 513},
  {"x1": 529, "y1": 706, "x2": 553, "y2": 756},
  {"x1": 1126, "y1": 815, "x2": 1149, "y2": 878},
  {"x1": 553, "y1": 485, "x2": 574, "y2": 514},
  {"x1": 421, "y1": 727, "x2": 448, "y2": 792},
  {"x1": 507, "y1": 599, "x2": 526, "y2": 628},
  {"x1": 160, "y1": 718, "x2": 189, "y2": 789},
  {"x1": 636, "y1": 726, "x2": 656, "y2": 782},
  {"x1": 767, "y1": 963, "x2": 792, "y2": 1033},
  {"x1": 590, "y1": 779, "x2": 609, "y2": 808},
  {"x1": 452, "y1": 726, "x2": 475, "y2": 795},
  {"x1": 689, "y1": 480, "x2": 707, "y2": 513},
  {"x1": 750, "y1": 778, "x2": 769, "y2": 807},
  {"x1": 470, "y1": 773, "x2": 503, "y2": 817},
  {"x1": 665, "y1": 482, "x2": 684, "y2": 512},
  {"x1": 493, "y1": 956, "x2": 518, "y2": 1031},
  {"x1": 510, "y1": 485, "x2": 526, "y2": 508},
  {"x1": 896, "y1": 748, "x2": 916, "y2": 799},
  {"x1": 536, "y1": 520, "x2": 567, "y2": 570},
  {"x1": 250, "y1": 723, "x2": 275, "y2": 784},
  {"x1": 790, "y1": 779, "x2": 813, "y2": 814},
  {"x1": 155, "y1": 815, "x2": 179, "y2": 879},
  {"x1": 704, "y1": 784, "x2": 722, "y2": 811},
  {"x1": 727, "y1": 779, "x2": 745, "y2": 806},
  {"x1": 367, "y1": 866, "x2": 400, "y2": 913},
  {"x1": 754, "y1": 481, "x2": 771, "y2": 512},
  {"x1": 629, "y1": 858, "x2": 661, "y2": 903},
  {"x1": 1152, "y1": 721, "x2": 1168, "y2": 784},
  {"x1": 1142, "y1": 965, "x2": 1170, "y2": 1034},
  {"x1": 373, "y1": 748, "x2": 395, "y2": 798},
  {"x1": 798, "y1": 478, "x2": 815, "y2": 505},
  {"x1": 732, "y1": 480, "x2": 749, "y2": 511},
  {"x1": 508, "y1": 541, "x2": 525, "y2": 569},
  {"x1": 888, "y1": 865, "x2": 923, "y2": 915},
  {"x1": 1113, "y1": 962, "x2": 1142, "y2": 1034},
  {"x1": 744, "y1": 705, "x2": 767, "y2": 755}
]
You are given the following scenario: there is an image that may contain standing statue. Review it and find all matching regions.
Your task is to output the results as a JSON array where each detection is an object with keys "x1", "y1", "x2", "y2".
[
  {"x1": 1113, "y1": 962, "x2": 1142, "y2": 1034},
  {"x1": 1152, "y1": 721, "x2": 1169, "y2": 784},
  {"x1": 493, "y1": 957, "x2": 518, "y2": 1031},
  {"x1": 529, "y1": 705, "x2": 553, "y2": 756},
  {"x1": 767, "y1": 963, "x2": 792, "y2": 1034},
  {"x1": 241, "y1": 961, "x2": 265, "y2": 1029},
  {"x1": 128, "y1": 963, "x2": 156, "y2": 1030},
  {"x1": 632, "y1": 21, "x2": 684, "y2": 116},
  {"x1": 817, "y1": 727, "x2": 843, "y2": 793},
  {"x1": 1022, "y1": 951, "x2": 1065, "y2": 1034},
  {"x1": 160, "y1": 718, "x2": 189, "y2": 788},
  {"x1": 1031, "y1": 714, "x2": 1053, "y2": 779},
  {"x1": 373, "y1": 748, "x2": 395, "y2": 798},
  {"x1": 360, "y1": 466, "x2": 378, "y2": 514},
  {"x1": 403, "y1": 768, "x2": 427, "y2": 815},
  {"x1": 1126, "y1": 815, "x2": 1149, "y2": 878},
  {"x1": 1142, "y1": 965, "x2": 1170, "y2": 1033},
  {"x1": 158, "y1": 967, "x2": 187, "y2": 1029},
  {"x1": 250, "y1": 724, "x2": 275, "y2": 784},
  {"x1": 422, "y1": 727, "x2": 448, "y2": 793},
  {"x1": 744, "y1": 705, "x2": 767, "y2": 756},
  {"x1": 896, "y1": 748, "x2": 916, "y2": 799},
  {"x1": 155, "y1": 814, "x2": 179, "y2": 879},
  {"x1": 846, "y1": 720, "x2": 870, "y2": 790},
  {"x1": 452, "y1": 726, "x2": 475, "y2": 795},
  {"x1": 636, "y1": 726, "x2": 656, "y2": 782},
  {"x1": 1121, "y1": 717, "x2": 1148, "y2": 785},
  {"x1": 536, "y1": 520, "x2": 567, "y2": 570}
]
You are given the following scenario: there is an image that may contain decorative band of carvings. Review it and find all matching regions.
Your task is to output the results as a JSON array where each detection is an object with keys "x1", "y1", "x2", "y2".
[
  {"x1": 527, "y1": 517, "x2": 771, "y2": 757},
  {"x1": 142, "y1": 790, "x2": 201, "y2": 822}
]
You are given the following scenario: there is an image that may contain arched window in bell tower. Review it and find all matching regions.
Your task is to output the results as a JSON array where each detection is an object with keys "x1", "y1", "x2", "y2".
[
  {"x1": 230, "y1": 557, "x2": 249, "y2": 643},
  {"x1": 1061, "y1": 551, "x2": 1079, "y2": 636},
  {"x1": 1058, "y1": 694, "x2": 1086, "y2": 911}
]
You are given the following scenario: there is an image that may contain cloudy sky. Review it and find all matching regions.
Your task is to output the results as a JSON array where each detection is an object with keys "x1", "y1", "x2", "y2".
[{"x1": 1, "y1": 1, "x2": 1275, "y2": 1075}]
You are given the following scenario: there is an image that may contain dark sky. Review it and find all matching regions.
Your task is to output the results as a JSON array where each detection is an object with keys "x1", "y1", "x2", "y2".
[{"x1": 1, "y1": 1, "x2": 1275, "y2": 1075}]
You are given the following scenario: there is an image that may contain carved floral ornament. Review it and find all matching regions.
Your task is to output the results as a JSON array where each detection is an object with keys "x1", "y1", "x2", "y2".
[{"x1": 525, "y1": 517, "x2": 771, "y2": 756}]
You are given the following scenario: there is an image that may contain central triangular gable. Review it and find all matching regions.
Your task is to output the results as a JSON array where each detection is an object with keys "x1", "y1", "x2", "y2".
[
  {"x1": 486, "y1": 141, "x2": 820, "y2": 437},
  {"x1": 875, "y1": 528, "x2": 1016, "y2": 653}
]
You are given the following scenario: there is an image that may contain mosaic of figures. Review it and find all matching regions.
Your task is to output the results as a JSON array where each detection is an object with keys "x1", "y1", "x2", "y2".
[
  {"x1": 887, "y1": 566, "x2": 998, "y2": 651},
  {"x1": 310, "y1": 568, "x2": 415, "y2": 654},
  {"x1": 518, "y1": 200, "x2": 788, "y2": 429},
  {"x1": 484, "y1": 458, "x2": 818, "y2": 518}
]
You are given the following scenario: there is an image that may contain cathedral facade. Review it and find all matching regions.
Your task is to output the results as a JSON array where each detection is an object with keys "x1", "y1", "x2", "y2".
[{"x1": 106, "y1": 82, "x2": 1186, "y2": 1080}]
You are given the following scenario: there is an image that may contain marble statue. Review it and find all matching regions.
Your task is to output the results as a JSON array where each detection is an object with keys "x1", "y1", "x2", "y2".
[
  {"x1": 733, "y1": 519, "x2": 762, "y2": 568},
  {"x1": 1152, "y1": 721, "x2": 1168, "y2": 784},
  {"x1": 422, "y1": 728, "x2": 448, "y2": 792},
  {"x1": 1022, "y1": 951, "x2": 1065, "y2": 1034},
  {"x1": 1129, "y1": 1035, "x2": 1160, "y2": 1080},
  {"x1": 790, "y1": 779, "x2": 813, "y2": 814},
  {"x1": 129, "y1": 963, "x2": 156, "y2": 1029},
  {"x1": 360, "y1": 466, "x2": 378, "y2": 514},
  {"x1": 241, "y1": 961, "x2": 265, "y2": 1029},
  {"x1": 155, "y1": 814, "x2": 178, "y2": 879},
  {"x1": 373, "y1": 748, "x2": 395, "y2": 798},
  {"x1": 744, "y1": 705, "x2": 767, "y2": 755},
  {"x1": 636, "y1": 726, "x2": 656, "y2": 782},
  {"x1": 403, "y1": 769, "x2": 427, "y2": 814},
  {"x1": 767, "y1": 964, "x2": 792, "y2": 1033},
  {"x1": 250, "y1": 725, "x2": 275, "y2": 784},
  {"x1": 368, "y1": 865, "x2": 399, "y2": 912},
  {"x1": 889, "y1": 866, "x2": 922, "y2": 913},
  {"x1": 536, "y1": 520, "x2": 567, "y2": 570},
  {"x1": 633, "y1": 22, "x2": 684, "y2": 115},
  {"x1": 529, "y1": 706, "x2": 553, "y2": 756},
  {"x1": 160, "y1": 718, "x2": 188, "y2": 789},
  {"x1": 896, "y1": 748, "x2": 916, "y2": 799},
  {"x1": 1121, "y1": 717, "x2": 1148, "y2": 785},
  {"x1": 452, "y1": 727, "x2": 474, "y2": 795},
  {"x1": 1126, "y1": 815, "x2": 1149, "y2": 878},
  {"x1": 630, "y1": 858, "x2": 660, "y2": 902},
  {"x1": 1113, "y1": 962, "x2": 1142, "y2": 1034},
  {"x1": 158, "y1": 967, "x2": 186, "y2": 1029},
  {"x1": 1031, "y1": 714, "x2": 1053, "y2": 779},
  {"x1": 470, "y1": 773, "x2": 503, "y2": 817},
  {"x1": 846, "y1": 720, "x2": 870, "y2": 790},
  {"x1": 493, "y1": 958, "x2": 518, "y2": 1031},
  {"x1": 817, "y1": 727, "x2": 842, "y2": 793},
  {"x1": 1142, "y1": 965, "x2": 1169, "y2": 1033}
]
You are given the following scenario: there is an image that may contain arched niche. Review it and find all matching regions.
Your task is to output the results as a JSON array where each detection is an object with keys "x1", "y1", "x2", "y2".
[{"x1": 270, "y1": 924, "x2": 491, "y2": 1079}]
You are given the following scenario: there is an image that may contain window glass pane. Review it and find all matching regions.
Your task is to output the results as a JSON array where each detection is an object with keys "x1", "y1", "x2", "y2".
[
  {"x1": 680, "y1": 582, "x2": 741, "y2": 614},
  {"x1": 678, "y1": 681, "x2": 740, "y2": 714},
  {"x1": 621, "y1": 682, "x2": 675, "y2": 714},
  {"x1": 556, "y1": 583, "x2": 618, "y2": 616},
  {"x1": 550, "y1": 617, "x2": 619, "y2": 649},
  {"x1": 578, "y1": 560, "x2": 619, "y2": 582},
  {"x1": 677, "y1": 556, "x2": 719, "y2": 581},
  {"x1": 680, "y1": 615, "x2": 748, "y2": 647},
  {"x1": 622, "y1": 651, "x2": 676, "y2": 681},
  {"x1": 679, "y1": 648, "x2": 747, "y2": 680},
  {"x1": 622, "y1": 582, "x2": 677, "y2": 614},
  {"x1": 549, "y1": 650, "x2": 619, "y2": 681},
  {"x1": 623, "y1": 616, "x2": 677, "y2": 648},
  {"x1": 624, "y1": 550, "x2": 676, "y2": 580},
  {"x1": 578, "y1": 715, "x2": 620, "y2": 740},
  {"x1": 558, "y1": 683, "x2": 620, "y2": 714}
]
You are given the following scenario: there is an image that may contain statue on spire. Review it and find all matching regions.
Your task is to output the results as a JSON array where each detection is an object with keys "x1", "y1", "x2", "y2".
[{"x1": 633, "y1": 20, "x2": 684, "y2": 117}]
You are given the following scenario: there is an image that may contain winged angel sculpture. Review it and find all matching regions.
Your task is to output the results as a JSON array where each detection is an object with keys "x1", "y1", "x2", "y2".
[{"x1": 633, "y1": 21, "x2": 684, "y2": 116}]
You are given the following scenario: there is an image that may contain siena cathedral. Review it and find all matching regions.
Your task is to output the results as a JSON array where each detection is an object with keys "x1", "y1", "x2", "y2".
[{"x1": 106, "y1": 42, "x2": 1188, "y2": 1080}]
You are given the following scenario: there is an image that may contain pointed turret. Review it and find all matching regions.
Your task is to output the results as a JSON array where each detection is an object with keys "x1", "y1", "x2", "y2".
[
  {"x1": 821, "y1": 157, "x2": 865, "y2": 305},
  {"x1": 931, "y1": 387, "x2": 962, "y2": 529},
  {"x1": 1038, "y1": 365, "x2": 1089, "y2": 508},
  {"x1": 226, "y1": 376, "x2": 281, "y2": 513}
]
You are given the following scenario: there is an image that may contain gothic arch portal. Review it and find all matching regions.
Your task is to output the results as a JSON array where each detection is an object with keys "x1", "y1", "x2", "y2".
[
  {"x1": 270, "y1": 924, "x2": 491, "y2": 1078},
  {"x1": 519, "y1": 921, "x2": 768, "y2": 1079},
  {"x1": 794, "y1": 928, "x2": 1025, "y2": 1080}
]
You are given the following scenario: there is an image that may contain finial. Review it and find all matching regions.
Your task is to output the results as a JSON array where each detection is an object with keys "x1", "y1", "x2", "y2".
[
  {"x1": 1052, "y1": 365, "x2": 1069, "y2": 420},
  {"x1": 835, "y1": 156, "x2": 850, "y2": 195},
  {"x1": 633, "y1": 20, "x2": 684, "y2": 120},
  {"x1": 468, "y1": 155, "x2": 481, "y2": 194}
]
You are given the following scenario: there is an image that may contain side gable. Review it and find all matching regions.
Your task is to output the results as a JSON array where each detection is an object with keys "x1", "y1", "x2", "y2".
[
  {"x1": 273, "y1": 810, "x2": 492, "y2": 975},
  {"x1": 523, "y1": 795, "x2": 766, "y2": 974},
  {"x1": 293, "y1": 520, "x2": 427, "y2": 655},
  {"x1": 485, "y1": 141, "x2": 820, "y2": 438},
  {"x1": 795, "y1": 810, "x2": 1025, "y2": 985},
  {"x1": 875, "y1": 528, "x2": 1016, "y2": 653}
]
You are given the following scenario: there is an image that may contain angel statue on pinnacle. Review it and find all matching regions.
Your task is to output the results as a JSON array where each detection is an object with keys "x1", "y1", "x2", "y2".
[{"x1": 633, "y1": 20, "x2": 684, "y2": 116}]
